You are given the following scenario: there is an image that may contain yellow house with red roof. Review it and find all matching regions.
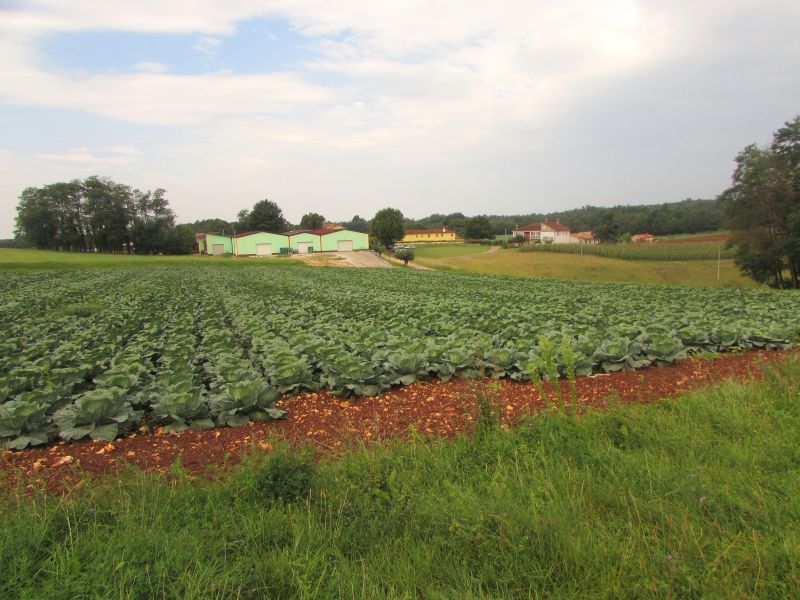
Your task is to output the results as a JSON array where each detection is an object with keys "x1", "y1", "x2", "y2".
[{"x1": 401, "y1": 227, "x2": 458, "y2": 244}]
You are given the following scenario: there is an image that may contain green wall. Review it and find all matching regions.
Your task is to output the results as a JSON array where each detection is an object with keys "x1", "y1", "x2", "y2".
[
  {"x1": 288, "y1": 232, "x2": 319, "y2": 252},
  {"x1": 234, "y1": 232, "x2": 289, "y2": 255},
  {"x1": 205, "y1": 234, "x2": 233, "y2": 255},
  {"x1": 320, "y1": 230, "x2": 369, "y2": 251}
]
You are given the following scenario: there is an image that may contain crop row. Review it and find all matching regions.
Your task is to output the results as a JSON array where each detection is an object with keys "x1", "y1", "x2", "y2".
[
  {"x1": 520, "y1": 241, "x2": 734, "y2": 261},
  {"x1": 2, "y1": 266, "x2": 799, "y2": 448}
]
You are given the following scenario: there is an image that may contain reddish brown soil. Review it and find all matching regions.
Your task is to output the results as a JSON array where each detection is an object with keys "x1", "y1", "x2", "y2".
[
  {"x1": 656, "y1": 234, "x2": 731, "y2": 244},
  {"x1": 2, "y1": 349, "x2": 795, "y2": 493}
]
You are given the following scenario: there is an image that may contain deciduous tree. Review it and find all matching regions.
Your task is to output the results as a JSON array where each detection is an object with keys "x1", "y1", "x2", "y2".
[
  {"x1": 370, "y1": 208, "x2": 405, "y2": 250},
  {"x1": 299, "y1": 212, "x2": 325, "y2": 230},
  {"x1": 242, "y1": 199, "x2": 289, "y2": 233},
  {"x1": 721, "y1": 116, "x2": 800, "y2": 288}
]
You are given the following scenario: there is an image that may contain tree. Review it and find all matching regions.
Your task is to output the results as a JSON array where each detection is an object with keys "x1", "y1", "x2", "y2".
[
  {"x1": 464, "y1": 216, "x2": 493, "y2": 240},
  {"x1": 14, "y1": 176, "x2": 188, "y2": 254},
  {"x1": 241, "y1": 199, "x2": 288, "y2": 233},
  {"x1": 299, "y1": 212, "x2": 325, "y2": 230},
  {"x1": 593, "y1": 210, "x2": 623, "y2": 242},
  {"x1": 370, "y1": 208, "x2": 405, "y2": 250},
  {"x1": 344, "y1": 215, "x2": 368, "y2": 233},
  {"x1": 721, "y1": 116, "x2": 800, "y2": 288},
  {"x1": 395, "y1": 249, "x2": 415, "y2": 266}
]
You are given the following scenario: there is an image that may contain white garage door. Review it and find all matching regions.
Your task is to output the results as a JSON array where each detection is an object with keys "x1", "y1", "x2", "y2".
[
  {"x1": 336, "y1": 239, "x2": 354, "y2": 252},
  {"x1": 297, "y1": 242, "x2": 313, "y2": 253},
  {"x1": 212, "y1": 244, "x2": 225, "y2": 256},
  {"x1": 255, "y1": 243, "x2": 272, "y2": 256}
]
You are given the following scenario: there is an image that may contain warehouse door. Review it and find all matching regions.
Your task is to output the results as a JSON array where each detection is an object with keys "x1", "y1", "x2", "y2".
[
  {"x1": 212, "y1": 244, "x2": 225, "y2": 256},
  {"x1": 255, "y1": 243, "x2": 272, "y2": 256},
  {"x1": 297, "y1": 242, "x2": 312, "y2": 253},
  {"x1": 336, "y1": 240, "x2": 354, "y2": 252}
]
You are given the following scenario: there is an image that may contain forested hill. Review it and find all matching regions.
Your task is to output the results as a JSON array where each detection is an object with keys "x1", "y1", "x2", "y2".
[{"x1": 407, "y1": 198, "x2": 724, "y2": 236}]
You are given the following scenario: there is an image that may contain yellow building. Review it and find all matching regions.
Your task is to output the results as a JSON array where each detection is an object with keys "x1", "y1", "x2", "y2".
[{"x1": 401, "y1": 227, "x2": 458, "y2": 244}]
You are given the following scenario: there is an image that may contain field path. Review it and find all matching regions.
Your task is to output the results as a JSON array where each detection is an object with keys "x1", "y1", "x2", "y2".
[{"x1": 3, "y1": 349, "x2": 795, "y2": 493}]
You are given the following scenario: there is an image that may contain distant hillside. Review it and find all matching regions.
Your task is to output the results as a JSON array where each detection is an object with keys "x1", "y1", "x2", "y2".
[{"x1": 407, "y1": 198, "x2": 724, "y2": 237}]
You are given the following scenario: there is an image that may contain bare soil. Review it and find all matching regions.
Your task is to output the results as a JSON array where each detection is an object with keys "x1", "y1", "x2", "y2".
[{"x1": 2, "y1": 349, "x2": 794, "y2": 493}]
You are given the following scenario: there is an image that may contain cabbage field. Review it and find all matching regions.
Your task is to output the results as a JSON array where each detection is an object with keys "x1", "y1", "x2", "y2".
[{"x1": 2, "y1": 265, "x2": 799, "y2": 449}]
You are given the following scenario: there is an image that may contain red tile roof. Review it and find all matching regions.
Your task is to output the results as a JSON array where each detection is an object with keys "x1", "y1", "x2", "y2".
[
  {"x1": 231, "y1": 231, "x2": 287, "y2": 238},
  {"x1": 513, "y1": 223, "x2": 542, "y2": 232},
  {"x1": 632, "y1": 233, "x2": 656, "y2": 239},
  {"x1": 542, "y1": 220, "x2": 570, "y2": 232}
]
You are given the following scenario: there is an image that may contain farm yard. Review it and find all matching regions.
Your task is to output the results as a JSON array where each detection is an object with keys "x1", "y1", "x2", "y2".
[{"x1": 2, "y1": 263, "x2": 799, "y2": 450}]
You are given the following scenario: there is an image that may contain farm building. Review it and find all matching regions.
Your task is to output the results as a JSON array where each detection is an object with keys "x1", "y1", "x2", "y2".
[
  {"x1": 632, "y1": 233, "x2": 656, "y2": 243},
  {"x1": 513, "y1": 220, "x2": 571, "y2": 244},
  {"x1": 402, "y1": 227, "x2": 458, "y2": 244},
  {"x1": 198, "y1": 228, "x2": 368, "y2": 256},
  {"x1": 571, "y1": 231, "x2": 598, "y2": 244},
  {"x1": 232, "y1": 231, "x2": 290, "y2": 256},
  {"x1": 313, "y1": 228, "x2": 369, "y2": 252},
  {"x1": 285, "y1": 230, "x2": 319, "y2": 253}
]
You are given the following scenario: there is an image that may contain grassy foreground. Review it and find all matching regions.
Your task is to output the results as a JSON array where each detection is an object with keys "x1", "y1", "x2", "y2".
[
  {"x1": 425, "y1": 247, "x2": 756, "y2": 287},
  {"x1": 0, "y1": 248, "x2": 306, "y2": 272},
  {"x1": 2, "y1": 360, "x2": 799, "y2": 598}
]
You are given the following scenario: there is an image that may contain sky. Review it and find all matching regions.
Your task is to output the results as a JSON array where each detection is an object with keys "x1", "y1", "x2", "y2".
[{"x1": 0, "y1": 1, "x2": 799, "y2": 236}]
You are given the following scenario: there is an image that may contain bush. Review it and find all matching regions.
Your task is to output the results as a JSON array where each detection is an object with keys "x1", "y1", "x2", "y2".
[{"x1": 244, "y1": 445, "x2": 316, "y2": 505}]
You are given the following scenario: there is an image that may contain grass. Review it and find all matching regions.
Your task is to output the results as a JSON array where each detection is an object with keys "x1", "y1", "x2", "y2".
[
  {"x1": 412, "y1": 243, "x2": 487, "y2": 260},
  {"x1": 2, "y1": 358, "x2": 799, "y2": 598},
  {"x1": 522, "y1": 241, "x2": 734, "y2": 261},
  {"x1": 0, "y1": 248, "x2": 307, "y2": 272},
  {"x1": 425, "y1": 247, "x2": 757, "y2": 287}
]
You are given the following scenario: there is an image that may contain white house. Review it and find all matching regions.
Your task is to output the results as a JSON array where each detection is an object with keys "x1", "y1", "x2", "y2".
[{"x1": 513, "y1": 220, "x2": 571, "y2": 244}]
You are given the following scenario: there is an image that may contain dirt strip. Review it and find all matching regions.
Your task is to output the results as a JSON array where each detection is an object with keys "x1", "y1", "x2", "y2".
[{"x1": 2, "y1": 349, "x2": 795, "y2": 493}]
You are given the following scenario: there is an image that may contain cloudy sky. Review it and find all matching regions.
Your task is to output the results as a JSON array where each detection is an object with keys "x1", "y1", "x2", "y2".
[{"x1": 0, "y1": 1, "x2": 798, "y2": 236}]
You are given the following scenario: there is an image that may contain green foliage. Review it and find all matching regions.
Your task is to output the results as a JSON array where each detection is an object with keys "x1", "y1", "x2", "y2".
[
  {"x1": 593, "y1": 210, "x2": 623, "y2": 242},
  {"x1": 243, "y1": 444, "x2": 316, "y2": 504},
  {"x1": 298, "y1": 212, "x2": 325, "y2": 230},
  {"x1": 464, "y1": 215, "x2": 493, "y2": 240},
  {"x1": 721, "y1": 115, "x2": 800, "y2": 288},
  {"x1": 14, "y1": 177, "x2": 186, "y2": 254},
  {"x1": 370, "y1": 207, "x2": 405, "y2": 249},
  {"x1": 1, "y1": 265, "x2": 799, "y2": 446},
  {"x1": 394, "y1": 249, "x2": 414, "y2": 265},
  {"x1": 240, "y1": 199, "x2": 289, "y2": 233},
  {"x1": 52, "y1": 388, "x2": 140, "y2": 441}
]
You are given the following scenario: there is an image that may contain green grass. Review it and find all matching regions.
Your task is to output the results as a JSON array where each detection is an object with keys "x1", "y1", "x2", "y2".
[
  {"x1": 424, "y1": 247, "x2": 757, "y2": 287},
  {"x1": 522, "y1": 241, "x2": 734, "y2": 261},
  {"x1": 0, "y1": 248, "x2": 306, "y2": 272},
  {"x1": 412, "y1": 243, "x2": 487, "y2": 259},
  {"x1": 2, "y1": 359, "x2": 799, "y2": 598}
]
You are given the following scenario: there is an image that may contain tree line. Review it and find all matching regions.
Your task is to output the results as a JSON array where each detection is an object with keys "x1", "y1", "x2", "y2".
[
  {"x1": 405, "y1": 198, "x2": 725, "y2": 239},
  {"x1": 14, "y1": 176, "x2": 195, "y2": 254}
]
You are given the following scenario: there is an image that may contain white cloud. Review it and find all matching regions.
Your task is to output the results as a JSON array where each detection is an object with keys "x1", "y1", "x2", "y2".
[
  {"x1": 133, "y1": 61, "x2": 168, "y2": 73},
  {"x1": 39, "y1": 146, "x2": 144, "y2": 165},
  {"x1": 192, "y1": 36, "x2": 222, "y2": 56}
]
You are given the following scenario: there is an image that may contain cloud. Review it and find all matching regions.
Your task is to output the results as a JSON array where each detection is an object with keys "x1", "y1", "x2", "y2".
[
  {"x1": 133, "y1": 61, "x2": 168, "y2": 73},
  {"x1": 39, "y1": 146, "x2": 144, "y2": 165},
  {"x1": 0, "y1": 0, "x2": 799, "y2": 238},
  {"x1": 192, "y1": 36, "x2": 222, "y2": 56}
]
